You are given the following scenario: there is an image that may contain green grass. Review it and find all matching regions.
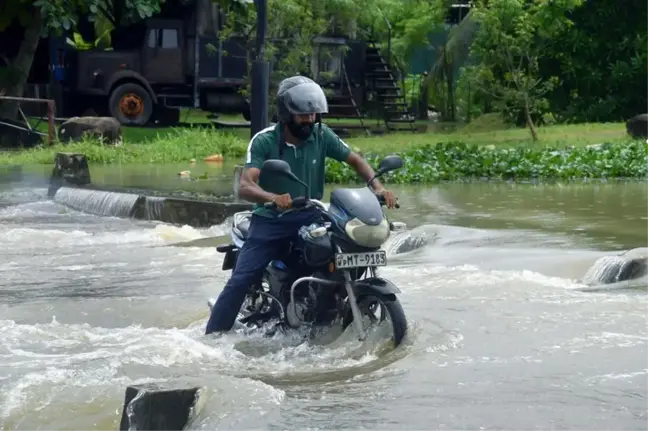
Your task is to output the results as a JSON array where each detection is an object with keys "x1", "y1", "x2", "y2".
[
  {"x1": 3, "y1": 107, "x2": 640, "y2": 184},
  {"x1": 123, "y1": 113, "x2": 628, "y2": 154},
  {"x1": 346, "y1": 121, "x2": 629, "y2": 154},
  {"x1": 0, "y1": 128, "x2": 246, "y2": 165}
]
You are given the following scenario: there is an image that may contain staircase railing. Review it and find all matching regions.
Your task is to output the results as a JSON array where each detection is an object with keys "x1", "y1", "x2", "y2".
[
  {"x1": 367, "y1": 11, "x2": 417, "y2": 133},
  {"x1": 382, "y1": 13, "x2": 392, "y2": 68},
  {"x1": 341, "y1": 61, "x2": 370, "y2": 136},
  {"x1": 371, "y1": 9, "x2": 392, "y2": 68}
]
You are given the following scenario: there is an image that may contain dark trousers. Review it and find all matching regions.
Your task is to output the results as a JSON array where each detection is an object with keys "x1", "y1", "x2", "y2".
[{"x1": 205, "y1": 208, "x2": 321, "y2": 334}]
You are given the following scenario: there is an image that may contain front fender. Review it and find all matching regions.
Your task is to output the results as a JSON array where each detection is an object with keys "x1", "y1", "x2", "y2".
[
  {"x1": 352, "y1": 277, "x2": 401, "y2": 299},
  {"x1": 105, "y1": 70, "x2": 158, "y2": 103}
]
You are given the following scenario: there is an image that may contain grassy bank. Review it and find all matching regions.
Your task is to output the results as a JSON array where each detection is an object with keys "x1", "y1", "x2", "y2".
[
  {"x1": 0, "y1": 122, "x2": 645, "y2": 183},
  {"x1": 0, "y1": 128, "x2": 247, "y2": 165},
  {"x1": 348, "y1": 121, "x2": 631, "y2": 153}
]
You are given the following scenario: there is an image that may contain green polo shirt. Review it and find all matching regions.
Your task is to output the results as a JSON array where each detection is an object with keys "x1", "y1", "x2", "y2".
[{"x1": 244, "y1": 122, "x2": 352, "y2": 218}]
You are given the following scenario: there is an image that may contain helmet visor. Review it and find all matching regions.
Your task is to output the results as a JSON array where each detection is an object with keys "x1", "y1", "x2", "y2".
[{"x1": 281, "y1": 82, "x2": 329, "y2": 115}]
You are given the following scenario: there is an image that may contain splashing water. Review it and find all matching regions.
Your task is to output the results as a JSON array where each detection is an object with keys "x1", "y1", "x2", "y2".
[{"x1": 0, "y1": 183, "x2": 646, "y2": 430}]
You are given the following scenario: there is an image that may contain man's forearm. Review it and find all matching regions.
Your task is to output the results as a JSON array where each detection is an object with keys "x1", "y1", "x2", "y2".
[
  {"x1": 239, "y1": 180, "x2": 277, "y2": 204},
  {"x1": 347, "y1": 153, "x2": 386, "y2": 191}
]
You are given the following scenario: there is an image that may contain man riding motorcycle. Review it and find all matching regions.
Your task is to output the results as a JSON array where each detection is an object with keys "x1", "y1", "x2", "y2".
[{"x1": 205, "y1": 75, "x2": 398, "y2": 335}]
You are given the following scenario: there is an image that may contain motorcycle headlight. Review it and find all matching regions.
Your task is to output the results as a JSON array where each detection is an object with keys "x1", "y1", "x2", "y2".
[{"x1": 344, "y1": 217, "x2": 391, "y2": 248}]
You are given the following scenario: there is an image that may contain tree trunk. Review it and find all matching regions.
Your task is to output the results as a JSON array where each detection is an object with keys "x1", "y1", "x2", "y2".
[
  {"x1": 0, "y1": 7, "x2": 42, "y2": 121},
  {"x1": 524, "y1": 96, "x2": 538, "y2": 141},
  {"x1": 418, "y1": 79, "x2": 429, "y2": 120}
]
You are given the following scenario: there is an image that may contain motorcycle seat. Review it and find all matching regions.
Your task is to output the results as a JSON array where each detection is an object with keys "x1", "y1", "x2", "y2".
[{"x1": 233, "y1": 213, "x2": 252, "y2": 240}]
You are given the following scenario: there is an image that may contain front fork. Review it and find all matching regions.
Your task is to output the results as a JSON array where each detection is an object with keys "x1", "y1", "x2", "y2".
[{"x1": 342, "y1": 270, "x2": 367, "y2": 341}]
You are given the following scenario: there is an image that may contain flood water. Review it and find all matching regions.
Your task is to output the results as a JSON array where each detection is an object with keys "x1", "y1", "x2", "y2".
[{"x1": 1, "y1": 163, "x2": 647, "y2": 430}]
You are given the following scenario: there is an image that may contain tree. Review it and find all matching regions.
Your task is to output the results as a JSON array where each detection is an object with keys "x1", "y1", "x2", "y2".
[
  {"x1": 215, "y1": 0, "x2": 450, "y2": 109},
  {"x1": 426, "y1": 8, "x2": 479, "y2": 121},
  {"x1": 375, "y1": 0, "x2": 449, "y2": 69},
  {"x1": 0, "y1": 0, "x2": 162, "y2": 120},
  {"x1": 460, "y1": 0, "x2": 583, "y2": 140},
  {"x1": 539, "y1": 0, "x2": 648, "y2": 122}
]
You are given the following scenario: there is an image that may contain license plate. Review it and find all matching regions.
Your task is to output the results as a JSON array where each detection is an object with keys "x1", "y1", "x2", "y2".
[{"x1": 335, "y1": 251, "x2": 387, "y2": 269}]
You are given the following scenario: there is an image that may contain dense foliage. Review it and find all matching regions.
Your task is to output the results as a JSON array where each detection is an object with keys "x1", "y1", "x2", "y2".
[
  {"x1": 444, "y1": 0, "x2": 647, "y2": 127},
  {"x1": 539, "y1": 0, "x2": 647, "y2": 123},
  {"x1": 325, "y1": 140, "x2": 648, "y2": 184},
  {"x1": 459, "y1": 0, "x2": 583, "y2": 141}
]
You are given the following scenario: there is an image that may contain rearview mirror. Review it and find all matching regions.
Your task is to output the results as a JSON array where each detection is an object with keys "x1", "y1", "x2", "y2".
[
  {"x1": 262, "y1": 159, "x2": 292, "y2": 176},
  {"x1": 261, "y1": 159, "x2": 310, "y2": 197},
  {"x1": 378, "y1": 155, "x2": 403, "y2": 173}
]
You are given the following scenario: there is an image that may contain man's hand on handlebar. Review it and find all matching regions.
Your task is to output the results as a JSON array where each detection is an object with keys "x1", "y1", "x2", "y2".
[
  {"x1": 264, "y1": 193, "x2": 292, "y2": 210},
  {"x1": 375, "y1": 188, "x2": 399, "y2": 209}
]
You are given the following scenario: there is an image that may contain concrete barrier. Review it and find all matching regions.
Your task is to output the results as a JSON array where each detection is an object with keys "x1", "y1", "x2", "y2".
[
  {"x1": 131, "y1": 196, "x2": 252, "y2": 227},
  {"x1": 48, "y1": 152, "x2": 91, "y2": 197},
  {"x1": 119, "y1": 384, "x2": 203, "y2": 431},
  {"x1": 47, "y1": 153, "x2": 253, "y2": 227}
]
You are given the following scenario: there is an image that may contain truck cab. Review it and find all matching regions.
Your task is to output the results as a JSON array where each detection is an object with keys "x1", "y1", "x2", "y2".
[
  {"x1": 141, "y1": 19, "x2": 185, "y2": 85},
  {"x1": 67, "y1": 14, "x2": 249, "y2": 126}
]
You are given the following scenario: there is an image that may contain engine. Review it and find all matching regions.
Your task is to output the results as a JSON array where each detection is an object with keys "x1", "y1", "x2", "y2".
[{"x1": 296, "y1": 223, "x2": 334, "y2": 268}]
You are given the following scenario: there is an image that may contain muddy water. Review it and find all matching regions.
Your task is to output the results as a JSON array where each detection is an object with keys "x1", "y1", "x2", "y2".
[{"x1": 1, "y1": 166, "x2": 647, "y2": 430}]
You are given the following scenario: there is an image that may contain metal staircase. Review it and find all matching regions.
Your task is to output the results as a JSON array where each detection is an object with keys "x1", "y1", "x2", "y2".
[
  {"x1": 364, "y1": 41, "x2": 416, "y2": 133},
  {"x1": 320, "y1": 62, "x2": 370, "y2": 136},
  {"x1": 318, "y1": 13, "x2": 417, "y2": 135}
]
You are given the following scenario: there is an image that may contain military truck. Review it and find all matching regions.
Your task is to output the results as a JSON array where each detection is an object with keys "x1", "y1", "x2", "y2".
[{"x1": 47, "y1": 0, "x2": 251, "y2": 126}]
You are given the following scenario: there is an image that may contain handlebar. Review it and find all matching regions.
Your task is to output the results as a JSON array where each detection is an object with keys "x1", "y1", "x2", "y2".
[
  {"x1": 264, "y1": 194, "x2": 399, "y2": 210},
  {"x1": 377, "y1": 194, "x2": 400, "y2": 209},
  {"x1": 263, "y1": 196, "x2": 309, "y2": 210}
]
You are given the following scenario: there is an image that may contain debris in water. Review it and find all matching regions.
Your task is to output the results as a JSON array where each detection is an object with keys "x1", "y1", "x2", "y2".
[
  {"x1": 119, "y1": 384, "x2": 203, "y2": 431},
  {"x1": 204, "y1": 154, "x2": 224, "y2": 163}
]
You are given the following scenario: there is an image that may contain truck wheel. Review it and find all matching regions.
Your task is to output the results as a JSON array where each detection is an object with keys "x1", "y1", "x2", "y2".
[{"x1": 109, "y1": 83, "x2": 153, "y2": 126}]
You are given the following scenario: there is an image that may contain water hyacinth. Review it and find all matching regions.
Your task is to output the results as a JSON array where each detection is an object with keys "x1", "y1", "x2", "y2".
[{"x1": 325, "y1": 140, "x2": 648, "y2": 184}]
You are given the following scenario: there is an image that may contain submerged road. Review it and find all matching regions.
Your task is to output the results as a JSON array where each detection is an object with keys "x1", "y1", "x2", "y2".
[{"x1": 0, "y1": 181, "x2": 646, "y2": 430}]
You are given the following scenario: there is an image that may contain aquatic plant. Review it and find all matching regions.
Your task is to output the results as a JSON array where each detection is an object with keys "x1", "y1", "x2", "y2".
[{"x1": 325, "y1": 140, "x2": 648, "y2": 183}]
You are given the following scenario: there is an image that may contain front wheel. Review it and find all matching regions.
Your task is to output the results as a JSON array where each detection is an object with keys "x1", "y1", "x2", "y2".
[
  {"x1": 342, "y1": 294, "x2": 408, "y2": 347},
  {"x1": 108, "y1": 82, "x2": 154, "y2": 126}
]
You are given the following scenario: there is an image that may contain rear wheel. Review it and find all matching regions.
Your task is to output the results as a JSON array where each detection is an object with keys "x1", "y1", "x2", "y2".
[
  {"x1": 342, "y1": 294, "x2": 408, "y2": 347},
  {"x1": 238, "y1": 273, "x2": 282, "y2": 326}
]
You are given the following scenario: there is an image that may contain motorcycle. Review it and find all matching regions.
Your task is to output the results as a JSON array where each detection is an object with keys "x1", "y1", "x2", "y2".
[{"x1": 210, "y1": 155, "x2": 409, "y2": 347}]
